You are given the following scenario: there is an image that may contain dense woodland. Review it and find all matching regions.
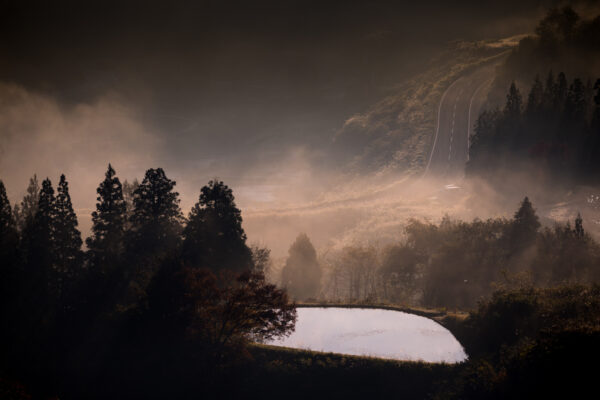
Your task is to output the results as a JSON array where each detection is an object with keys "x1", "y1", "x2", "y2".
[
  {"x1": 470, "y1": 7, "x2": 600, "y2": 184},
  {"x1": 468, "y1": 72, "x2": 600, "y2": 183},
  {"x1": 280, "y1": 197, "x2": 599, "y2": 309},
  {"x1": 0, "y1": 166, "x2": 296, "y2": 398}
]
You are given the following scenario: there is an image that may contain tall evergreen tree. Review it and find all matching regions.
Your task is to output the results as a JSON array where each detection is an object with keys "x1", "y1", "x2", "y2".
[
  {"x1": 0, "y1": 180, "x2": 19, "y2": 310},
  {"x1": 14, "y1": 174, "x2": 40, "y2": 232},
  {"x1": 0, "y1": 180, "x2": 16, "y2": 247},
  {"x1": 281, "y1": 233, "x2": 321, "y2": 300},
  {"x1": 511, "y1": 196, "x2": 541, "y2": 252},
  {"x1": 182, "y1": 180, "x2": 252, "y2": 272},
  {"x1": 574, "y1": 213, "x2": 584, "y2": 239},
  {"x1": 543, "y1": 71, "x2": 556, "y2": 110},
  {"x1": 526, "y1": 75, "x2": 544, "y2": 115},
  {"x1": 505, "y1": 82, "x2": 523, "y2": 118},
  {"x1": 128, "y1": 168, "x2": 183, "y2": 255},
  {"x1": 53, "y1": 174, "x2": 83, "y2": 295},
  {"x1": 87, "y1": 164, "x2": 127, "y2": 271},
  {"x1": 20, "y1": 178, "x2": 57, "y2": 320},
  {"x1": 555, "y1": 72, "x2": 568, "y2": 112}
]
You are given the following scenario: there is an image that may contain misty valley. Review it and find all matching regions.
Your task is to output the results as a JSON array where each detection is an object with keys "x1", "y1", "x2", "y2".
[{"x1": 2, "y1": 3, "x2": 600, "y2": 399}]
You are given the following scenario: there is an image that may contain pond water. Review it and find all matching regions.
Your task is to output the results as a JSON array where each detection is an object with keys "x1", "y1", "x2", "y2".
[{"x1": 265, "y1": 307, "x2": 467, "y2": 363}]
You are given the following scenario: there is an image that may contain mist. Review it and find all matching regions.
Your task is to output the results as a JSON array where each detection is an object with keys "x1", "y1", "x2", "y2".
[{"x1": 1, "y1": 0, "x2": 598, "y2": 259}]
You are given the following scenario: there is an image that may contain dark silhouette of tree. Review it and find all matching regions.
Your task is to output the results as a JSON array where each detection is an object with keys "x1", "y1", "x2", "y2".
[
  {"x1": 128, "y1": 168, "x2": 183, "y2": 255},
  {"x1": 0, "y1": 180, "x2": 19, "y2": 316},
  {"x1": 556, "y1": 72, "x2": 568, "y2": 112},
  {"x1": 535, "y1": 6, "x2": 580, "y2": 45},
  {"x1": 182, "y1": 180, "x2": 252, "y2": 273},
  {"x1": 16, "y1": 177, "x2": 57, "y2": 370},
  {"x1": 145, "y1": 259, "x2": 296, "y2": 372},
  {"x1": 526, "y1": 75, "x2": 544, "y2": 115},
  {"x1": 468, "y1": 73, "x2": 600, "y2": 182},
  {"x1": 251, "y1": 245, "x2": 272, "y2": 274},
  {"x1": 511, "y1": 197, "x2": 541, "y2": 252},
  {"x1": 122, "y1": 168, "x2": 183, "y2": 307},
  {"x1": 183, "y1": 268, "x2": 296, "y2": 359},
  {"x1": 380, "y1": 245, "x2": 420, "y2": 303},
  {"x1": 575, "y1": 212, "x2": 584, "y2": 239},
  {"x1": 0, "y1": 180, "x2": 17, "y2": 256},
  {"x1": 53, "y1": 174, "x2": 83, "y2": 298},
  {"x1": 281, "y1": 233, "x2": 321, "y2": 300},
  {"x1": 86, "y1": 164, "x2": 127, "y2": 271},
  {"x1": 13, "y1": 174, "x2": 39, "y2": 232},
  {"x1": 542, "y1": 71, "x2": 556, "y2": 110},
  {"x1": 22, "y1": 178, "x2": 56, "y2": 277},
  {"x1": 505, "y1": 82, "x2": 523, "y2": 118}
]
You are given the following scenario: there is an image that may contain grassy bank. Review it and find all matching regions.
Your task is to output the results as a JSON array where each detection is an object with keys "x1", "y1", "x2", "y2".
[{"x1": 243, "y1": 344, "x2": 458, "y2": 399}]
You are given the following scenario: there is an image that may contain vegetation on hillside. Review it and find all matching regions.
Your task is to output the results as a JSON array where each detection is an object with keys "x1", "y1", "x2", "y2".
[
  {"x1": 468, "y1": 72, "x2": 600, "y2": 184},
  {"x1": 310, "y1": 197, "x2": 599, "y2": 309}
]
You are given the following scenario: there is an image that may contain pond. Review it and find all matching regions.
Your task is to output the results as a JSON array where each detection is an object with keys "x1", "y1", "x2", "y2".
[{"x1": 265, "y1": 307, "x2": 467, "y2": 363}]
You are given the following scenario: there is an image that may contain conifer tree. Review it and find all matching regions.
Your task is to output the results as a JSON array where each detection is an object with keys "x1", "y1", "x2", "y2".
[
  {"x1": 14, "y1": 174, "x2": 40, "y2": 232},
  {"x1": 281, "y1": 233, "x2": 321, "y2": 300},
  {"x1": 511, "y1": 196, "x2": 541, "y2": 252},
  {"x1": 0, "y1": 180, "x2": 16, "y2": 244},
  {"x1": 526, "y1": 75, "x2": 544, "y2": 115},
  {"x1": 543, "y1": 71, "x2": 556, "y2": 110},
  {"x1": 505, "y1": 82, "x2": 523, "y2": 118},
  {"x1": 555, "y1": 72, "x2": 568, "y2": 111},
  {"x1": 575, "y1": 213, "x2": 584, "y2": 239},
  {"x1": 182, "y1": 180, "x2": 252, "y2": 272},
  {"x1": 0, "y1": 180, "x2": 19, "y2": 307},
  {"x1": 54, "y1": 174, "x2": 83, "y2": 292},
  {"x1": 21, "y1": 178, "x2": 56, "y2": 303},
  {"x1": 87, "y1": 164, "x2": 127, "y2": 271},
  {"x1": 128, "y1": 168, "x2": 183, "y2": 255}
]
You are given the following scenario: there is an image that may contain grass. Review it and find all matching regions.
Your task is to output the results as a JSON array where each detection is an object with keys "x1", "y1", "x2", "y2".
[{"x1": 242, "y1": 343, "x2": 459, "y2": 399}]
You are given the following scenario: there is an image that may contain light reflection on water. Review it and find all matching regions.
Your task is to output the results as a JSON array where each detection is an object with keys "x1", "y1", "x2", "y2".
[{"x1": 266, "y1": 307, "x2": 468, "y2": 363}]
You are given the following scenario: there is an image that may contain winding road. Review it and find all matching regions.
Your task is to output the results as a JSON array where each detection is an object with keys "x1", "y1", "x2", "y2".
[{"x1": 424, "y1": 65, "x2": 495, "y2": 179}]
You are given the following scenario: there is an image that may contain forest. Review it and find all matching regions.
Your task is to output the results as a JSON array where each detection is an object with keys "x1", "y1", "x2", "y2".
[
  {"x1": 0, "y1": 166, "x2": 296, "y2": 398},
  {"x1": 274, "y1": 197, "x2": 599, "y2": 310},
  {"x1": 468, "y1": 73, "x2": 600, "y2": 183},
  {"x1": 2, "y1": 4, "x2": 600, "y2": 400},
  {"x1": 469, "y1": 7, "x2": 600, "y2": 185},
  {"x1": 3, "y1": 169, "x2": 600, "y2": 399}
]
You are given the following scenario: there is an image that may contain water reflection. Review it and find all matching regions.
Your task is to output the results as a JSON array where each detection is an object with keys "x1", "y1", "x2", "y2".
[{"x1": 266, "y1": 307, "x2": 467, "y2": 363}]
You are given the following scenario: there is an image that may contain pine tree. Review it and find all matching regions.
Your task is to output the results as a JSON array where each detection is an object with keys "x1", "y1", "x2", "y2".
[
  {"x1": 505, "y1": 82, "x2": 523, "y2": 118},
  {"x1": 0, "y1": 180, "x2": 19, "y2": 308},
  {"x1": 543, "y1": 71, "x2": 556, "y2": 110},
  {"x1": 128, "y1": 168, "x2": 183, "y2": 255},
  {"x1": 0, "y1": 180, "x2": 16, "y2": 243},
  {"x1": 565, "y1": 78, "x2": 587, "y2": 121},
  {"x1": 182, "y1": 180, "x2": 252, "y2": 272},
  {"x1": 21, "y1": 178, "x2": 56, "y2": 302},
  {"x1": 511, "y1": 196, "x2": 541, "y2": 252},
  {"x1": 87, "y1": 164, "x2": 127, "y2": 271},
  {"x1": 526, "y1": 75, "x2": 544, "y2": 116},
  {"x1": 14, "y1": 174, "x2": 40, "y2": 232},
  {"x1": 555, "y1": 72, "x2": 568, "y2": 112},
  {"x1": 54, "y1": 174, "x2": 83, "y2": 293},
  {"x1": 281, "y1": 233, "x2": 321, "y2": 300},
  {"x1": 575, "y1": 212, "x2": 584, "y2": 239}
]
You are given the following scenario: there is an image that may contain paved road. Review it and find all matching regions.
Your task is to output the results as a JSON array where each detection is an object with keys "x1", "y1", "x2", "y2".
[{"x1": 424, "y1": 65, "x2": 495, "y2": 179}]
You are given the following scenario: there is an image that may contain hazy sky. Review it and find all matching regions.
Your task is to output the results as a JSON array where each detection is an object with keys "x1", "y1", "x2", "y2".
[{"x1": 0, "y1": 0, "x2": 593, "y2": 254}]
